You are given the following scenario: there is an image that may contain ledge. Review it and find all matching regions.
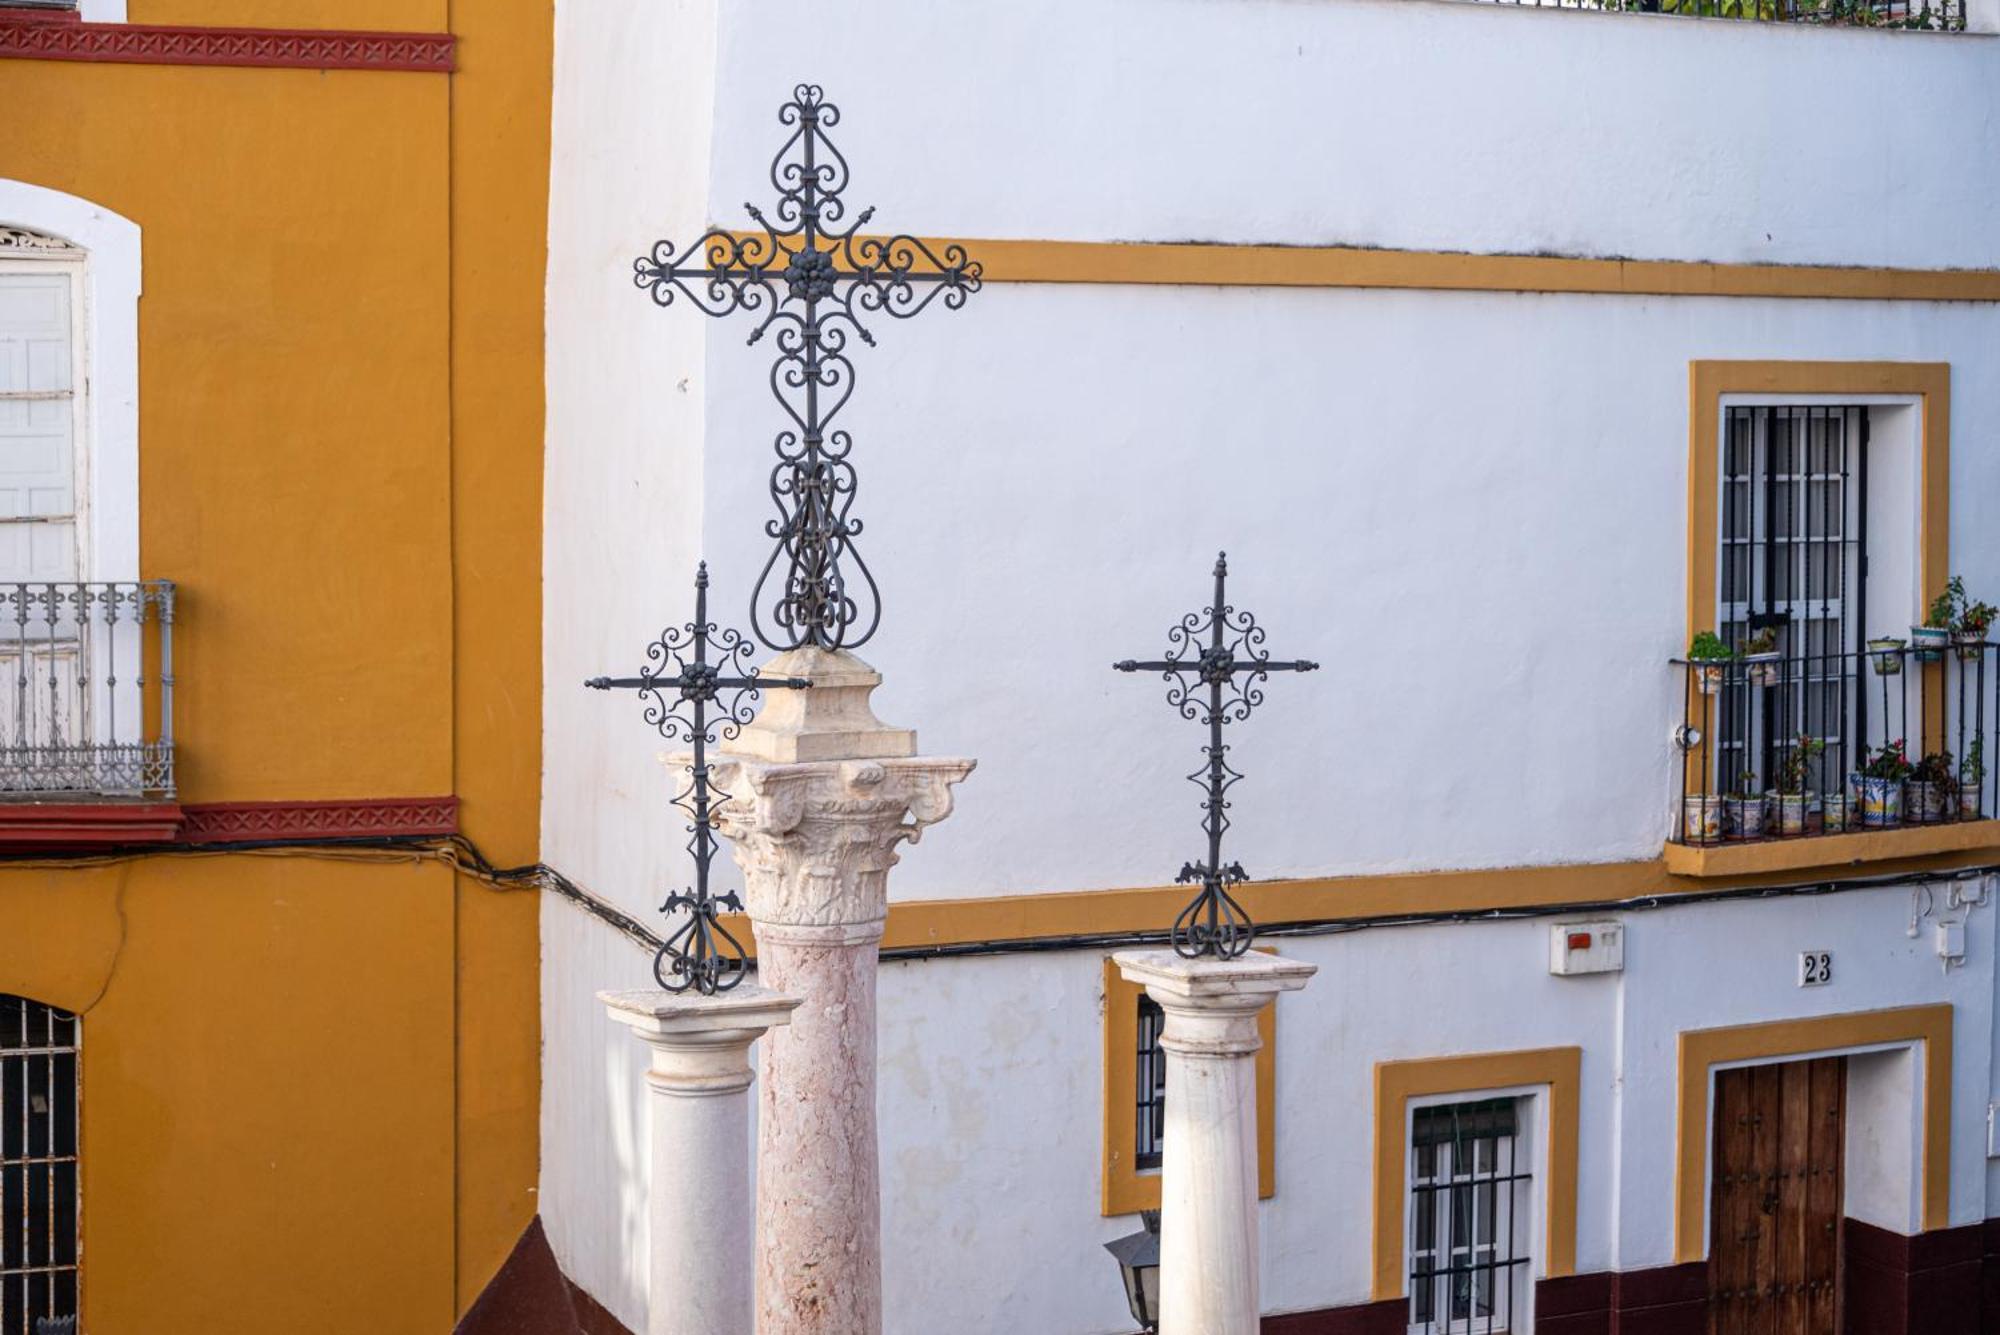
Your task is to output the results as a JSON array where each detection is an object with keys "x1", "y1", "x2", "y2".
[
  {"x1": 1664, "y1": 819, "x2": 2000, "y2": 877},
  {"x1": 0, "y1": 799, "x2": 183, "y2": 849}
]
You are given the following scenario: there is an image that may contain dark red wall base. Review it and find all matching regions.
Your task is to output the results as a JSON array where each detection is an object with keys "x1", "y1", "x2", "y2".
[{"x1": 455, "y1": 1216, "x2": 634, "y2": 1335}]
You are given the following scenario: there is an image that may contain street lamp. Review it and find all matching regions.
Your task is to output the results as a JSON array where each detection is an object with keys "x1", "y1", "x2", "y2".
[{"x1": 1104, "y1": 1209, "x2": 1161, "y2": 1332}]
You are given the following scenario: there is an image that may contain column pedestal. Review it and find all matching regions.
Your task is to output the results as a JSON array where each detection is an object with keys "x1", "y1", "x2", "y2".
[
  {"x1": 602, "y1": 986, "x2": 803, "y2": 1335},
  {"x1": 702, "y1": 646, "x2": 974, "y2": 1335},
  {"x1": 1113, "y1": 950, "x2": 1317, "y2": 1335}
]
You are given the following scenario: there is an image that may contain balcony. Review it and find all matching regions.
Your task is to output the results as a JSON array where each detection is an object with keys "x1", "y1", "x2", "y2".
[
  {"x1": 0, "y1": 581, "x2": 178, "y2": 844},
  {"x1": 1469, "y1": 0, "x2": 1967, "y2": 28},
  {"x1": 1668, "y1": 640, "x2": 1997, "y2": 876}
]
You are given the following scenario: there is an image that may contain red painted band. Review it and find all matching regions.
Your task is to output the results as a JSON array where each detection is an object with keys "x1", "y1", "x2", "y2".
[
  {"x1": 178, "y1": 796, "x2": 460, "y2": 843},
  {"x1": 0, "y1": 17, "x2": 455, "y2": 72}
]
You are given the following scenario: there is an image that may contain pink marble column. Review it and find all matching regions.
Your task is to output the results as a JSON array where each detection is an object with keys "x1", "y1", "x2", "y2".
[{"x1": 705, "y1": 647, "x2": 972, "y2": 1335}]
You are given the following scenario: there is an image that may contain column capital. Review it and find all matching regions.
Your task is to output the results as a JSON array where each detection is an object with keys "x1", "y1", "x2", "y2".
[
  {"x1": 601, "y1": 986, "x2": 803, "y2": 1097},
  {"x1": 1113, "y1": 950, "x2": 1317, "y2": 1058}
]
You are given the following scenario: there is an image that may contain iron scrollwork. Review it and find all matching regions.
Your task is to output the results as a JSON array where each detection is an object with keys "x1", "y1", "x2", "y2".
[
  {"x1": 1115, "y1": 554, "x2": 1319, "y2": 959},
  {"x1": 633, "y1": 84, "x2": 980, "y2": 653},
  {"x1": 586, "y1": 563, "x2": 811, "y2": 993}
]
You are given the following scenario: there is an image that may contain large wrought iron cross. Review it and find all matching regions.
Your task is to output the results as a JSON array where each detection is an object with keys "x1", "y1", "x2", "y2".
[
  {"x1": 586, "y1": 563, "x2": 811, "y2": 993},
  {"x1": 1115, "y1": 554, "x2": 1319, "y2": 959},
  {"x1": 634, "y1": 83, "x2": 980, "y2": 653}
]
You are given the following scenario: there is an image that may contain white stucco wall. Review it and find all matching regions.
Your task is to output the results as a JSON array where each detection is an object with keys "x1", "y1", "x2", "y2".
[{"x1": 542, "y1": 0, "x2": 2000, "y2": 1327}]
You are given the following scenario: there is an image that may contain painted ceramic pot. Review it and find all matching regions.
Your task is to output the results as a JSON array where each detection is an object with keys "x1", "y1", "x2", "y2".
[
  {"x1": 1855, "y1": 775, "x2": 1903, "y2": 828},
  {"x1": 1682, "y1": 794, "x2": 1727, "y2": 842},
  {"x1": 1867, "y1": 638, "x2": 1906, "y2": 675},
  {"x1": 1905, "y1": 780, "x2": 1948, "y2": 824},
  {"x1": 1693, "y1": 661, "x2": 1727, "y2": 696},
  {"x1": 1960, "y1": 786, "x2": 1983, "y2": 820},
  {"x1": 1911, "y1": 625, "x2": 1949, "y2": 663},
  {"x1": 1726, "y1": 795, "x2": 1767, "y2": 840},
  {"x1": 1821, "y1": 793, "x2": 1852, "y2": 833},
  {"x1": 1767, "y1": 793, "x2": 1809, "y2": 836},
  {"x1": 1744, "y1": 652, "x2": 1781, "y2": 688},
  {"x1": 1953, "y1": 628, "x2": 1988, "y2": 662}
]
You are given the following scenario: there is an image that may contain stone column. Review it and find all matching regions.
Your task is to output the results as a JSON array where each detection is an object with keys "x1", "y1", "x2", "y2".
[
  {"x1": 705, "y1": 647, "x2": 973, "y2": 1335},
  {"x1": 1113, "y1": 949, "x2": 1317, "y2": 1335},
  {"x1": 601, "y1": 986, "x2": 803, "y2": 1335}
]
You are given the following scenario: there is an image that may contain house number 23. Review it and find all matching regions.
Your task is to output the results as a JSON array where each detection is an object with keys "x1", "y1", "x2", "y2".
[{"x1": 1799, "y1": 951, "x2": 1834, "y2": 986}]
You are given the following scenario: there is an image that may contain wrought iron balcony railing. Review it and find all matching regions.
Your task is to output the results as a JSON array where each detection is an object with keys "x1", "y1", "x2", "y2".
[
  {"x1": 1471, "y1": 0, "x2": 1964, "y2": 28},
  {"x1": 0, "y1": 581, "x2": 174, "y2": 800},
  {"x1": 1671, "y1": 641, "x2": 1993, "y2": 847}
]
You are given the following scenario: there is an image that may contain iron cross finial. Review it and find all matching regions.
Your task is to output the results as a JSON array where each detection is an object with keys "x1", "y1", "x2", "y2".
[
  {"x1": 1114, "y1": 553, "x2": 1318, "y2": 959},
  {"x1": 587, "y1": 562, "x2": 811, "y2": 994},
  {"x1": 633, "y1": 84, "x2": 980, "y2": 655}
]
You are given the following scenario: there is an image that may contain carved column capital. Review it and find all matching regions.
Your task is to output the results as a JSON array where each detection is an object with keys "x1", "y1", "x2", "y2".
[{"x1": 704, "y1": 754, "x2": 974, "y2": 936}]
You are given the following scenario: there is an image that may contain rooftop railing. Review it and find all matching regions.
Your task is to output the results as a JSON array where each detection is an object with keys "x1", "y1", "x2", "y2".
[
  {"x1": 1670, "y1": 640, "x2": 1993, "y2": 847},
  {"x1": 0, "y1": 581, "x2": 175, "y2": 801}
]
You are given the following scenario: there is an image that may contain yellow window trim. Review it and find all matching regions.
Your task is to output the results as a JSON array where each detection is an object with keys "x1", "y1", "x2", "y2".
[
  {"x1": 1100, "y1": 953, "x2": 1277, "y2": 1216},
  {"x1": 1371, "y1": 1047, "x2": 1582, "y2": 1301},
  {"x1": 1672, "y1": 1003, "x2": 1952, "y2": 1264}
]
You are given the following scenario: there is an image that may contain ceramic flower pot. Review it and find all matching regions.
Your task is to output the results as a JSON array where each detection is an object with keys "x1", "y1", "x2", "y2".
[
  {"x1": 1726, "y1": 795, "x2": 1767, "y2": 840},
  {"x1": 1912, "y1": 625, "x2": 1949, "y2": 663},
  {"x1": 1769, "y1": 792, "x2": 1810, "y2": 836},
  {"x1": 1744, "y1": 653, "x2": 1781, "y2": 688},
  {"x1": 1959, "y1": 786, "x2": 1983, "y2": 820},
  {"x1": 1905, "y1": 780, "x2": 1948, "y2": 824},
  {"x1": 1855, "y1": 775, "x2": 1903, "y2": 828},
  {"x1": 1693, "y1": 661, "x2": 1727, "y2": 696},
  {"x1": 1868, "y1": 638, "x2": 1906, "y2": 675},
  {"x1": 1821, "y1": 793, "x2": 1852, "y2": 833},
  {"x1": 1953, "y1": 628, "x2": 1988, "y2": 662},
  {"x1": 1682, "y1": 794, "x2": 1727, "y2": 842}
]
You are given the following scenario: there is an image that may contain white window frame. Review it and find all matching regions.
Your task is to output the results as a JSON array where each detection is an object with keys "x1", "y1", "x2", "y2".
[{"x1": 1406, "y1": 1086, "x2": 1543, "y2": 1335}]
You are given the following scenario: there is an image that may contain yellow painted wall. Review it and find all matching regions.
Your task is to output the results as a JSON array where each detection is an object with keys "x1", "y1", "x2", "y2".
[{"x1": 2, "y1": 2, "x2": 550, "y2": 1326}]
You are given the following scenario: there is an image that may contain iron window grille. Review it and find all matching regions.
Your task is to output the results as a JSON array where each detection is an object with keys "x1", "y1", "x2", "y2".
[
  {"x1": 1409, "y1": 1099, "x2": 1530, "y2": 1335},
  {"x1": 2, "y1": 996, "x2": 79, "y2": 1335},
  {"x1": 1134, "y1": 993, "x2": 1167, "y2": 1173}
]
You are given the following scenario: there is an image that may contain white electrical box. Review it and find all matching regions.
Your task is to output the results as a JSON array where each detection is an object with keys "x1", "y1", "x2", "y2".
[
  {"x1": 1937, "y1": 920, "x2": 1966, "y2": 965},
  {"x1": 1550, "y1": 921, "x2": 1624, "y2": 976}
]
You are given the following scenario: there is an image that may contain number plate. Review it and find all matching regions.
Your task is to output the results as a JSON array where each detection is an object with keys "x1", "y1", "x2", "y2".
[{"x1": 1799, "y1": 951, "x2": 1833, "y2": 987}]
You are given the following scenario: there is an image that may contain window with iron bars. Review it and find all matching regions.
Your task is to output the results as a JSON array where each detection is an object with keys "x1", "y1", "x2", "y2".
[
  {"x1": 2, "y1": 996, "x2": 78, "y2": 1335},
  {"x1": 1409, "y1": 1098, "x2": 1531, "y2": 1334},
  {"x1": 1134, "y1": 992, "x2": 1167, "y2": 1173}
]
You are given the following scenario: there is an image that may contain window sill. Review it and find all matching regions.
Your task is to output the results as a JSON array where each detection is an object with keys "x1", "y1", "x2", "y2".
[
  {"x1": 1665, "y1": 818, "x2": 2000, "y2": 878},
  {"x1": 0, "y1": 799, "x2": 182, "y2": 850}
]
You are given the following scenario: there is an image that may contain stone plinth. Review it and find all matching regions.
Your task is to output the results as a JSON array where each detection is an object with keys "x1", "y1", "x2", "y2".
[
  {"x1": 698, "y1": 647, "x2": 972, "y2": 1335},
  {"x1": 1113, "y1": 950, "x2": 1317, "y2": 1335},
  {"x1": 602, "y1": 986, "x2": 803, "y2": 1335}
]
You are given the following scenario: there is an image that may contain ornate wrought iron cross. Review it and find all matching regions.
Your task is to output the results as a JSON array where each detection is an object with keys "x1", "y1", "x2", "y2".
[
  {"x1": 587, "y1": 563, "x2": 811, "y2": 993},
  {"x1": 633, "y1": 83, "x2": 980, "y2": 654},
  {"x1": 1115, "y1": 554, "x2": 1319, "y2": 959}
]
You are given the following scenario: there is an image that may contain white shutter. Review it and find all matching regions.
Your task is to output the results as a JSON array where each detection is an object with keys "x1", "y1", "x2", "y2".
[{"x1": 0, "y1": 269, "x2": 80, "y2": 582}]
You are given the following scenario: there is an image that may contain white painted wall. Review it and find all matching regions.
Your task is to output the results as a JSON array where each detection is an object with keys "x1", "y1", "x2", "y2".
[{"x1": 542, "y1": 1, "x2": 2000, "y2": 1327}]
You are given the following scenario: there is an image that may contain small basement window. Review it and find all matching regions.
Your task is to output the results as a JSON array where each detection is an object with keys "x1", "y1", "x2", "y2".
[{"x1": 2, "y1": 995, "x2": 79, "y2": 1335}]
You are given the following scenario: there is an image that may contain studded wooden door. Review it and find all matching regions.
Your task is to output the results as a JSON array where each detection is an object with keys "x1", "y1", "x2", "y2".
[{"x1": 1708, "y1": 1058, "x2": 1845, "y2": 1335}]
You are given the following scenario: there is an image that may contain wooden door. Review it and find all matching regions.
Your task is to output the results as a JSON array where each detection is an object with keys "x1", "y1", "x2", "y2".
[{"x1": 1708, "y1": 1057, "x2": 1845, "y2": 1335}]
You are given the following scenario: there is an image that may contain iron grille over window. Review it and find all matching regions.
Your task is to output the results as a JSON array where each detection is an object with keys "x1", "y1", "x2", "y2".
[
  {"x1": 1134, "y1": 993, "x2": 1167, "y2": 1172},
  {"x1": 1410, "y1": 1099, "x2": 1530, "y2": 1334},
  {"x1": 2, "y1": 996, "x2": 78, "y2": 1335}
]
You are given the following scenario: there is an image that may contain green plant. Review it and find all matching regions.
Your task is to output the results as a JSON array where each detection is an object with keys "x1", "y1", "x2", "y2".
[
  {"x1": 1925, "y1": 584, "x2": 1956, "y2": 630},
  {"x1": 1742, "y1": 626, "x2": 1780, "y2": 656},
  {"x1": 1688, "y1": 632, "x2": 1732, "y2": 662},
  {"x1": 1959, "y1": 598, "x2": 1996, "y2": 639},
  {"x1": 1861, "y1": 740, "x2": 1911, "y2": 782},
  {"x1": 1774, "y1": 735, "x2": 1823, "y2": 796},
  {"x1": 1913, "y1": 750, "x2": 1958, "y2": 793},
  {"x1": 1732, "y1": 769, "x2": 1764, "y2": 799},
  {"x1": 1963, "y1": 738, "x2": 1985, "y2": 786}
]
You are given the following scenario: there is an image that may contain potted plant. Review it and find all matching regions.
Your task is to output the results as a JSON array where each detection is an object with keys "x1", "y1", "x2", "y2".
[
  {"x1": 1726, "y1": 769, "x2": 1767, "y2": 840},
  {"x1": 1822, "y1": 784, "x2": 1853, "y2": 833},
  {"x1": 1961, "y1": 738, "x2": 1985, "y2": 820},
  {"x1": 1682, "y1": 790, "x2": 1727, "y2": 842},
  {"x1": 1741, "y1": 626, "x2": 1782, "y2": 687},
  {"x1": 1913, "y1": 588, "x2": 1953, "y2": 663},
  {"x1": 1768, "y1": 735, "x2": 1821, "y2": 836},
  {"x1": 1855, "y1": 740, "x2": 1910, "y2": 827},
  {"x1": 1688, "y1": 631, "x2": 1732, "y2": 696},
  {"x1": 1952, "y1": 579, "x2": 1995, "y2": 661},
  {"x1": 1867, "y1": 635, "x2": 1907, "y2": 675},
  {"x1": 1908, "y1": 750, "x2": 1957, "y2": 824}
]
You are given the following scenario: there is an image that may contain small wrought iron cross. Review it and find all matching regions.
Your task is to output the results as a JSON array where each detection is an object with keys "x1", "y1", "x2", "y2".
[
  {"x1": 1115, "y1": 554, "x2": 1319, "y2": 959},
  {"x1": 633, "y1": 83, "x2": 980, "y2": 654},
  {"x1": 587, "y1": 563, "x2": 811, "y2": 993}
]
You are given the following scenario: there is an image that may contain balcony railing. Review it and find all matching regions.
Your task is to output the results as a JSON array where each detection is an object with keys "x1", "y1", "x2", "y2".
[
  {"x1": 1471, "y1": 0, "x2": 1964, "y2": 29},
  {"x1": 1670, "y1": 640, "x2": 1993, "y2": 847},
  {"x1": 0, "y1": 581, "x2": 175, "y2": 800}
]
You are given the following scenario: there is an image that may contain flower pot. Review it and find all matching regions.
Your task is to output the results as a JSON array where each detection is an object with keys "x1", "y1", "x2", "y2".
[
  {"x1": 1911, "y1": 625, "x2": 1949, "y2": 663},
  {"x1": 1960, "y1": 785, "x2": 1984, "y2": 820},
  {"x1": 1868, "y1": 638, "x2": 1906, "y2": 675},
  {"x1": 1743, "y1": 652, "x2": 1781, "y2": 688},
  {"x1": 1906, "y1": 780, "x2": 1948, "y2": 824},
  {"x1": 1769, "y1": 792, "x2": 1810, "y2": 836},
  {"x1": 1681, "y1": 794, "x2": 1726, "y2": 842},
  {"x1": 1821, "y1": 792, "x2": 1852, "y2": 833},
  {"x1": 1692, "y1": 660, "x2": 1728, "y2": 696},
  {"x1": 1726, "y1": 795, "x2": 1767, "y2": 840},
  {"x1": 1855, "y1": 775, "x2": 1903, "y2": 828},
  {"x1": 1953, "y1": 628, "x2": 1988, "y2": 662}
]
